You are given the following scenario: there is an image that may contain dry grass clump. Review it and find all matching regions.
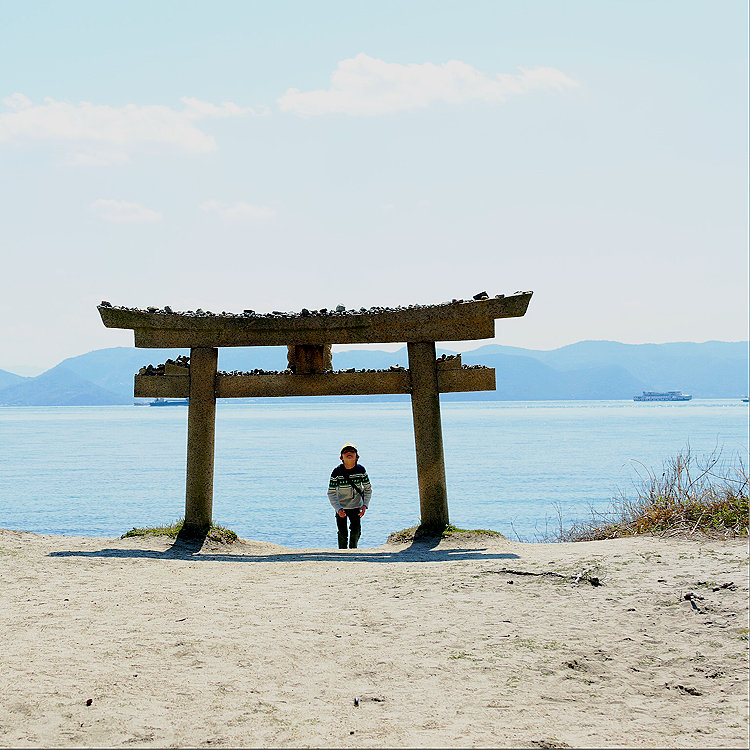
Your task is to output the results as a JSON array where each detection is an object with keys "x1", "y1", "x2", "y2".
[
  {"x1": 557, "y1": 449, "x2": 748, "y2": 542},
  {"x1": 122, "y1": 519, "x2": 238, "y2": 544}
]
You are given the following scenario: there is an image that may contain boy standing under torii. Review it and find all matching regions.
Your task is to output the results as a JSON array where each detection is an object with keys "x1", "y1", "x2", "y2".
[{"x1": 328, "y1": 443, "x2": 372, "y2": 549}]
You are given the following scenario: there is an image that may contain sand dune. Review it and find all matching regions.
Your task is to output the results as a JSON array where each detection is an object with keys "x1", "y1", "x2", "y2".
[{"x1": 0, "y1": 528, "x2": 747, "y2": 748}]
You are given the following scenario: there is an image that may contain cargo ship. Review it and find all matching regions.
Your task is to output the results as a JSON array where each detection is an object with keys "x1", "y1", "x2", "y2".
[{"x1": 633, "y1": 391, "x2": 692, "y2": 402}]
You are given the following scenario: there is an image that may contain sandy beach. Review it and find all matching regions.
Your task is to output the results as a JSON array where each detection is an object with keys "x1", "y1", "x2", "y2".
[{"x1": 0, "y1": 528, "x2": 747, "y2": 749}]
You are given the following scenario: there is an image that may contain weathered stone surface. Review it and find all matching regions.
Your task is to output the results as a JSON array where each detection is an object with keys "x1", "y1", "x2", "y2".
[
  {"x1": 408, "y1": 341, "x2": 449, "y2": 530},
  {"x1": 287, "y1": 344, "x2": 333, "y2": 374},
  {"x1": 164, "y1": 363, "x2": 189, "y2": 375},
  {"x1": 133, "y1": 362, "x2": 494, "y2": 399},
  {"x1": 134, "y1": 374, "x2": 190, "y2": 398},
  {"x1": 184, "y1": 347, "x2": 217, "y2": 535},
  {"x1": 435, "y1": 367, "x2": 494, "y2": 393},
  {"x1": 98, "y1": 293, "x2": 532, "y2": 348},
  {"x1": 219, "y1": 371, "x2": 410, "y2": 398},
  {"x1": 436, "y1": 353, "x2": 462, "y2": 371}
]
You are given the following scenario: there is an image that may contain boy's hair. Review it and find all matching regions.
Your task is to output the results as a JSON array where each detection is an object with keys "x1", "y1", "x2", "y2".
[{"x1": 340, "y1": 442, "x2": 359, "y2": 460}]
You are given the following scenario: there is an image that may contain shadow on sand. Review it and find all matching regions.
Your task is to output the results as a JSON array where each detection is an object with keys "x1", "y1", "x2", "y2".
[{"x1": 48, "y1": 534, "x2": 521, "y2": 563}]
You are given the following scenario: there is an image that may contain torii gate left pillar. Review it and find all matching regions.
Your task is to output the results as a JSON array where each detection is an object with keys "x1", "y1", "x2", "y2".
[{"x1": 184, "y1": 347, "x2": 217, "y2": 532}]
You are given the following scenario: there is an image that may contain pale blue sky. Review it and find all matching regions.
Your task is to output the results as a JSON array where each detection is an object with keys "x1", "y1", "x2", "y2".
[{"x1": 1, "y1": 0, "x2": 747, "y2": 373}]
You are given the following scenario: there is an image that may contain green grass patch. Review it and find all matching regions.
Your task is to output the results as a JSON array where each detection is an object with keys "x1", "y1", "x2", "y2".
[
  {"x1": 122, "y1": 518, "x2": 238, "y2": 544},
  {"x1": 387, "y1": 523, "x2": 503, "y2": 543},
  {"x1": 441, "y1": 524, "x2": 502, "y2": 537}
]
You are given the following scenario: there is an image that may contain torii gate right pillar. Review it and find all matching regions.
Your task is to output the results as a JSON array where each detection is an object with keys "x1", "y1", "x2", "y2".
[{"x1": 408, "y1": 341, "x2": 450, "y2": 531}]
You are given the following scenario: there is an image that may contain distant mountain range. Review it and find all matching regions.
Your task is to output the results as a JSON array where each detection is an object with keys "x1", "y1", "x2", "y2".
[{"x1": 0, "y1": 340, "x2": 747, "y2": 406}]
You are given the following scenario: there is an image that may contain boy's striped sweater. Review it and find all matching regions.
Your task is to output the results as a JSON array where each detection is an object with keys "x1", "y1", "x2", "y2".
[{"x1": 328, "y1": 463, "x2": 373, "y2": 511}]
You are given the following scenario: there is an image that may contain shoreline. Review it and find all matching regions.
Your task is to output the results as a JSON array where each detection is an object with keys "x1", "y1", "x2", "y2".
[{"x1": 1, "y1": 528, "x2": 747, "y2": 748}]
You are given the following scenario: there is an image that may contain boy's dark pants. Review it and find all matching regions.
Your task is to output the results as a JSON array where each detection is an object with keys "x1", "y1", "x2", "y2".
[{"x1": 336, "y1": 509, "x2": 362, "y2": 549}]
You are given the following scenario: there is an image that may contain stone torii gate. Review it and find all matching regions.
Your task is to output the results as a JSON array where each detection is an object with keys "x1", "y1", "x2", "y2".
[{"x1": 98, "y1": 292, "x2": 532, "y2": 537}]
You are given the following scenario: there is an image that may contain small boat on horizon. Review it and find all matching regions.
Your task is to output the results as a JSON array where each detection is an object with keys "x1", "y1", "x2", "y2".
[
  {"x1": 149, "y1": 398, "x2": 189, "y2": 406},
  {"x1": 633, "y1": 391, "x2": 692, "y2": 402}
]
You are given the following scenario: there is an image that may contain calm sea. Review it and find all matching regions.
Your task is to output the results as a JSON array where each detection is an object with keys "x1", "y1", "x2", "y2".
[{"x1": 0, "y1": 400, "x2": 747, "y2": 547}]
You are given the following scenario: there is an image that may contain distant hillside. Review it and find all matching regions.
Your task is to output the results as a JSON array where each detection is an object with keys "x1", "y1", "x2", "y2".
[
  {"x1": 0, "y1": 369, "x2": 26, "y2": 390},
  {"x1": 59, "y1": 347, "x2": 193, "y2": 399},
  {"x1": 459, "y1": 353, "x2": 646, "y2": 400},
  {"x1": 462, "y1": 341, "x2": 749, "y2": 399},
  {"x1": 0, "y1": 340, "x2": 746, "y2": 406},
  {"x1": 0, "y1": 364, "x2": 128, "y2": 406}
]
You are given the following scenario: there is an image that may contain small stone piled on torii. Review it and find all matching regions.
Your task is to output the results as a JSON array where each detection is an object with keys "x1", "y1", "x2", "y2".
[{"x1": 99, "y1": 290, "x2": 532, "y2": 538}]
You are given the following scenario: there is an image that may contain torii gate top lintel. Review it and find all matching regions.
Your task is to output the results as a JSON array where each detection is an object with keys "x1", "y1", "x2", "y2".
[
  {"x1": 97, "y1": 292, "x2": 532, "y2": 348},
  {"x1": 97, "y1": 291, "x2": 533, "y2": 538}
]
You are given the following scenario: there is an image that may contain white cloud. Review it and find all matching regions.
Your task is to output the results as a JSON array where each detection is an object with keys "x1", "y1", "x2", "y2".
[
  {"x1": 63, "y1": 149, "x2": 130, "y2": 166},
  {"x1": 278, "y1": 54, "x2": 579, "y2": 117},
  {"x1": 200, "y1": 200, "x2": 277, "y2": 221},
  {"x1": 90, "y1": 199, "x2": 163, "y2": 224},
  {"x1": 3, "y1": 93, "x2": 33, "y2": 110},
  {"x1": 0, "y1": 94, "x2": 259, "y2": 158},
  {"x1": 180, "y1": 97, "x2": 266, "y2": 119}
]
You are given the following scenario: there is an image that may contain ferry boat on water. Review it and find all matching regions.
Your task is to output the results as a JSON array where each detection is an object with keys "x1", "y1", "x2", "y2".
[
  {"x1": 149, "y1": 398, "x2": 189, "y2": 406},
  {"x1": 633, "y1": 391, "x2": 692, "y2": 402}
]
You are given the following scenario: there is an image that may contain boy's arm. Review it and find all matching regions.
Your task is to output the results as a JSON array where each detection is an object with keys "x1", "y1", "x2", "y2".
[
  {"x1": 361, "y1": 472, "x2": 372, "y2": 507},
  {"x1": 328, "y1": 474, "x2": 342, "y2": 511}
]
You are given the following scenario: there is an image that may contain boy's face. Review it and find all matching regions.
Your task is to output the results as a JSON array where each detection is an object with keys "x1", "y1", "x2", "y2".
[{"x1": 341, "y1": 449, "x2": 357, "y2": 468}]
